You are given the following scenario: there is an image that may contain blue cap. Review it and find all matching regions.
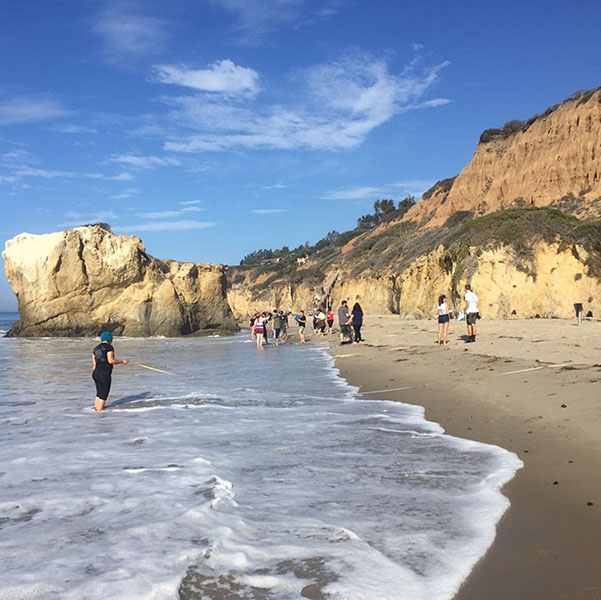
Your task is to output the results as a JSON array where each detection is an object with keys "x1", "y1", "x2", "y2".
[{"x1": 100, "y1": 331, "x2": 113, "y2": 342}]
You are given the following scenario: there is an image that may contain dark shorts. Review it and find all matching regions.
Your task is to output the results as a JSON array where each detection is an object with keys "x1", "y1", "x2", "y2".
[
  {"x1": 438, "y1": 314, "x2": 450, "y2": 324},
  {"x1": 466, "y1": 312, "x2": 478, "y2": 325},
  {"x1": 93, "y1": 370, "x2": 112, "y2": 401},
  {"x1": 341, "y1": 324, "x2": 352, "y2": 336},
  {"x1": 274, "y1": 328, "x2": 281, "y2": 339},
  {"x1": 327, "y1": 319, "x2": 334, "y2": 327}
]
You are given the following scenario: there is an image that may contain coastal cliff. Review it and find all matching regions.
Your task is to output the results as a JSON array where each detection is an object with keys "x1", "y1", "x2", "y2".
[
  {"x1": 228, "y1": 88, "x2": 601, "y2": 320},
  {"x1": 405, "y1": 87, "x2": 601, "y2": 227},
  {"x1": 3, "y1": 225, "x2": 237, "y2": 337}
]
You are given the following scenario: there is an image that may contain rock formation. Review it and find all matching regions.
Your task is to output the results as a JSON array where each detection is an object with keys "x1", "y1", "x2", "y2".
[
  {"x1": 405, "y1": 88, "x2": 601, "y2": 227},
  {"x1": 3, "y1": 226, "x2": 237, "y2": 337}
]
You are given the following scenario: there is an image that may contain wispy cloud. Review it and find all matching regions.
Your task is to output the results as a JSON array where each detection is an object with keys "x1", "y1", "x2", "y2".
[
  {"x1": 113, "y1": 220, "x2": 215, "y2": 232},
  {"x1": 251, "y1": 208, "x2": 288, "y2": 214},
  {"x1": 58, "y1": 210, "x2": 119, "y2": 228},
  {"x1": 48, "y1": 123, "x2": 97, "y2": 134},
  {"x1": 109, "y1": 154, "x2": 181, "y2": 169},
  {"x1": 93, "y1": 7, "x2": 168, "y2": 63},
  {"x1": 263, "y1": 182, "x2": 287, "y2": 190},
  {"x1": 321, "y1": 186, "x2": 385, "y2": 201},
  {"x1": 179, "y1": 199, "x2": 202, "y2": 205},
  {"x1": 322, "y1": 179, "x2": 435, "y2": 201},
  {"x1": 111, "y1": 188, "x2": 140, "y2": 200},
  {"x1": 153, "y1": 60, "x2": 260, "y2": 97},
  {"x1": 207, "y1": 0, "x2": 341, "y2": 46},
  {"x1": 161, "y1": 53, "x2": 450, "y2": 152},
  {"x1": 0, "y1": 95, "x2": 70, "y2": 125}
]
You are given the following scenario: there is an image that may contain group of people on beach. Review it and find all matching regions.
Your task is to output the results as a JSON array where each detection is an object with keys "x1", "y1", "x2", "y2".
[
  {"x1": 91, "y1": 287, "x2": 478, "y2": 410},
  {"x1": 249, "y1": 300, "x2": 365, "y2": 349},
  {"x1": 436, "y1": 284, "x2": 480, "y2": 346}
]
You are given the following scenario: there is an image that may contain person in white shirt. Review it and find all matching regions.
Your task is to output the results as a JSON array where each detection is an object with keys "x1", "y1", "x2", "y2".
[{"x1": 464, "y1": 284, "x2": 479, "y2": 343}]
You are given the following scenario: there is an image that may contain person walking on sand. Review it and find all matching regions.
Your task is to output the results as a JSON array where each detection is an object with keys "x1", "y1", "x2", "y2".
[
  {"x1": 351, "y1": 302, "x2": 364, "y2": 343},
  {"x1": 92, "y1": 331, "x2": 129, "y2": 411},
  {"x1": 436, "y1": 294, "x2": 450, "y2": 346},
  {"x1": 297, "y1": 310, "x2": 307, "y2": 344},
  {"x1": 464, "y1": 284, "x2": 479, "y2": 343}
]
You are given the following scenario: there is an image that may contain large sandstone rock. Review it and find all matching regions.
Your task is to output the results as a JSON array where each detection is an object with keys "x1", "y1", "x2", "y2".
[
  {"x1": 3, "y1": 226, "x2": 237, "y2": 336},
  {"x1": 405, "y1": 89, "x2": 601, "y2": 227}
]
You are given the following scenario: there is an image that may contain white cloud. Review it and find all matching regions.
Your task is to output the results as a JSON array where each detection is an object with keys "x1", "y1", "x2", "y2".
[
  {"x1": 0, "y1": 95, "x2": 70, "y2": 125},
  {"x1": 111, "y1": 188, "x2": 140, "y2": 200},
  {"x1": 161, "y1": 54, "x2": 450, "y2": 152},
  {"x1": 206, "y1": 0, "x2": 341, "y2": 46},
  {"x1": 135, "y1": 210, "x2": 183, "y2": 219},
  {"x1": 110, "y1": 172, "x2": 134, "y2": 181},
  {"x1": 322, "y1": 180, "x2": 436, "y2": 201},
  {"x1": 251, "y1": 208, "x2": 288, "y2": 214},
  {"x1": 109, "y1": 154, "x2": 181, "y2": 169},
  {"x1": 93, "y1": 8, "x2": 168, "y2": 62},
  {"x1": 263, "y1": 182, "x2": 287, "y2": 190},
  {"x1": 48, "y1": 123, "x2": 97, "y2": 134},
  {"x1": 321, "y1": 186, "x2": 384, "y2": 201},
  {"x1": 113, "y1": 220, "x2": 215, "y2": 232},
  {"x1": 58, "y1": 210, "x2": 118, "y2": 228},
  {"x1": 181, "y1": 206, "x2": 205, "y2": 212},
  {"x1": 180, "y1": 200, "x2": 201, "y2": 205},
  {"x1": 153, "y1": 60, "x2": 260, "y2": 97}
]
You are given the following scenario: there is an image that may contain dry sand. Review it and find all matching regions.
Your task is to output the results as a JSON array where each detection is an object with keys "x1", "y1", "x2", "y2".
[{"x1": 319, "y1": 316, "x2": 601, "y2": 599}]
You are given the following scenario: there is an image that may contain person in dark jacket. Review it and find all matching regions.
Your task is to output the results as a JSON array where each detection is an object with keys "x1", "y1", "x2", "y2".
[
  {"x1": 92, "y1": 331, "x2": 129, "y2": 411},
  {"x1": 351, "y1": 302, "x2": 364, "y2": 343}
]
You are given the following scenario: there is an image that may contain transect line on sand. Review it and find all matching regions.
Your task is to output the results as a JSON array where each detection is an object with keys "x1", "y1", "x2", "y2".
[
  {"x1": 501, "y1": 366, "x2": 545, "y2": 375},
  {"x1": 361, "y1": 383, "x2": 436, "y2": 395}
]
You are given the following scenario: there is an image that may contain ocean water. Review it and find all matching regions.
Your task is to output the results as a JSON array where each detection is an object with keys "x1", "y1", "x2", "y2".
[
  {"x1": 0, "y1": 311, "x2": 18, "y2": 336},
  {"x1": 0, "y1": 332, "x2": 522, "y2": 600}
]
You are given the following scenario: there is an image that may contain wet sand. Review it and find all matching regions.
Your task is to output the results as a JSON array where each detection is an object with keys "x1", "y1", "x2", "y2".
[{"x1": 322, "y1": 316, "x2": 601, "y2": 599}]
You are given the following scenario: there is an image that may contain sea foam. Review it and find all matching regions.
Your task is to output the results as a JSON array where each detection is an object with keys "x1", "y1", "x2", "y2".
[{"x1": 0, "y1": 333, "x2": 521, "y2": 599}]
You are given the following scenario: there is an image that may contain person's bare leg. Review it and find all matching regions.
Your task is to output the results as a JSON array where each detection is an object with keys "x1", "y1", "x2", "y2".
[
  {"x1": 94, "y1": 397, "x2": 106, "y2": 412},
  {"x1": 437, "y1": 323, "x2": 443, "y2": 346},
  {"x1": 443, "y1": 321, "x2": 449, "y2": 345}
]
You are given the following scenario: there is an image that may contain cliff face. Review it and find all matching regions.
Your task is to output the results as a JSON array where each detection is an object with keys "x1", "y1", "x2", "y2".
[
  {"x1": 3, "y1": 226, "x2": 237, "y2": 337},
  {"x1": 228, "y1": 242, "x2": 601, "y2": 321},
  {"x1": 406, "y1": 89, "x2": 601, "y2": 227}
]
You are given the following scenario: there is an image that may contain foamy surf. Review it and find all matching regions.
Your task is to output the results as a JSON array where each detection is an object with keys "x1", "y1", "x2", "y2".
[{"x1": 0, "y1": 332, "x2": 521, "y2": 599}]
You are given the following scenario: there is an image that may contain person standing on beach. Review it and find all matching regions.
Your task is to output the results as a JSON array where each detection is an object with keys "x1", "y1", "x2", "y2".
[
  {"x1": 297, "y1": 310, "x2": 307, "y2": 344},
  {"x1": 436, "y1": 294, "x2": 450, "y2": 346},
  {"x1": 338, "y1": 300, "x2": 352, "y2": 344},
  {"x1": 464, "y1": 284, "x2": 479, "y2": 343},
  {"x1": 351, "y1": 302, "x2": 364, "y2": 343},
  {"x1": 92, "y1": 331, "x2": 129, "y2": 411},
  {"x1": 326, "y1": 308, "x2": 334, "y2": 334}
]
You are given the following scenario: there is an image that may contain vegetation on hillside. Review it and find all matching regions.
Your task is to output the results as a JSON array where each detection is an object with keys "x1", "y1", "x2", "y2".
[
  {"x1": 479, "y1": 87, "x2": 601, "y2": 144},
  {"x1": 231, "y1": 205, "x2": 601, "y2": 294}
]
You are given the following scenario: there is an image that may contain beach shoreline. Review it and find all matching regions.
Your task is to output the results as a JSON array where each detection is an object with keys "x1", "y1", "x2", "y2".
[{"x1": 324, "y1": 316, "x2": 601, "y2": 599}]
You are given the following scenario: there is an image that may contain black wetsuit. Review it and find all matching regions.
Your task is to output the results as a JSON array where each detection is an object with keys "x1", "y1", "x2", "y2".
[{"x1": 92, "y1": 343, "x2": 113, "y2": 400}]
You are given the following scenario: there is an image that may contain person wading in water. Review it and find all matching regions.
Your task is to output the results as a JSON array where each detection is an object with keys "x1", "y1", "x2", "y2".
[{"x1": 92, "y1": 331, "x2": 129, "y2": 411}]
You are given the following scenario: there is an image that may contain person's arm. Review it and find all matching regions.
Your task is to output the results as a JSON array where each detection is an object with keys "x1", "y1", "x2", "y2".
[
  {"x1": 92, "y1": 354, "x2": 96, "y2": 372},
  {"x1": 107, "y1": 351, "x2": 129, "y2": 365}
]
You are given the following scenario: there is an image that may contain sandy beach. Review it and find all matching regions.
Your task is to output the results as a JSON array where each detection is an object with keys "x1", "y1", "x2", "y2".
[{"x1": 322, "y1": 316, "x2": 601, "y2": 599}]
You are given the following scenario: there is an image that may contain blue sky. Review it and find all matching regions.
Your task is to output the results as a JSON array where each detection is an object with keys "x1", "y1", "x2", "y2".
[{"x1": 2, "y1": 0, "x2": 601, "y2": 310}]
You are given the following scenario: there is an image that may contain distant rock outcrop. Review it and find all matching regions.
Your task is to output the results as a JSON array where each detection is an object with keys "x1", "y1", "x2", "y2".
[{"x1": 3, "y1": 226, "x2": 237, "y2": 337}]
